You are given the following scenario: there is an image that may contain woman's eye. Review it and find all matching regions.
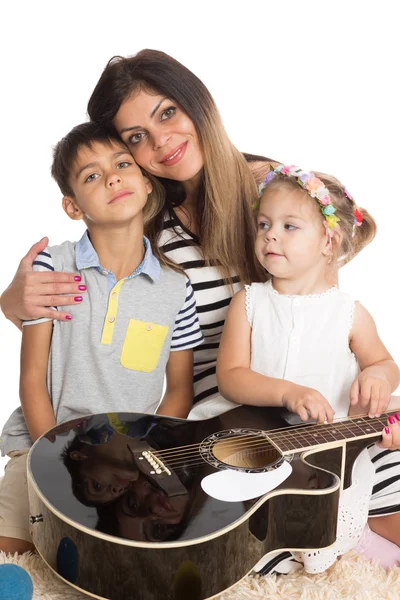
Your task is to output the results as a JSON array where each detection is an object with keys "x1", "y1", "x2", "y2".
[
  {"x1": 84, "y1": 173, "x2": 99, "y2": 183},
  {"x1": 161, "y1": 106, "x2": 176, "y2": 120},
  {"x1": 128, "y1": 132, "x2": 146, "y2": 145},
  {"x1": 117, "y1": 161, "x2": 130, "y2": 169}
]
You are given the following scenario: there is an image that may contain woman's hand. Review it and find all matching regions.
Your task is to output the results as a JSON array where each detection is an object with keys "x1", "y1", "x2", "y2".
[
  {"x1": 379, "y1": 413, "x2": 400, "y2": 450},
  {"x1": 282, "y1": 383, "x2": 335, "y2": 424},
  {"x1": 0, "y1": 237, "x2": 86, "y2": 327}
]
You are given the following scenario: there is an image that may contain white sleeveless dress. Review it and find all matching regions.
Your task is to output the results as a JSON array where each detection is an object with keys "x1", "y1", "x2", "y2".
[{"x1": 245, "y1": 281, "x2": 376, "y2": 573}]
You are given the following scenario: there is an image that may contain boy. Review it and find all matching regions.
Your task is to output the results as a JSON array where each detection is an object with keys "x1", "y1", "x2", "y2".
[{"x1": 0, "y1": 122, "x2": 203, "y2": 554}]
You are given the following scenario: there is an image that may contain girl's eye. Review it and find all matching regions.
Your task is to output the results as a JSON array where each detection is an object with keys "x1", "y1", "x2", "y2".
[
  {"x1": 258, "y1": 222, "x2": 270, "y2": 230},
  {"x1": 128, "y1": 132, "x2": 146, "y2": 145},
  {"x1": 160, "y1": 106, "x2": 176, "y2": 120},
  {"x1": 84, "y1": 173, "x2": 99, "y2": 183},
  {"x1": 285, "y1": 224, "x2": 298, "y2": 231},
  {"x1": 117, "y1": 161, "x2": 130, "y2": 169}
]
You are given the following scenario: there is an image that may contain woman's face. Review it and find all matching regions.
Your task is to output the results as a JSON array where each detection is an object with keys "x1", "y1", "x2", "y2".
[{"x1": 113, "y1": 90, "x2": 204, "y2": 184}]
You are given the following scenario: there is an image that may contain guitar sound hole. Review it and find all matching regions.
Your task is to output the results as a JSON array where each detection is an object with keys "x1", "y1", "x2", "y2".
[{"x1": 212, "y1": 434, "x2": 281, "y2": 470}]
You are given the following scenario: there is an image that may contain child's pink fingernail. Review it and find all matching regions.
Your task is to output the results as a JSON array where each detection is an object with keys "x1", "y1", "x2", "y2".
[
  {"x1": 385, "y1": 427, "x2": 390, "y2": 434},
  {"x1": 65, "y1": 315, "x2": 72, "y2": 320},
  {"x1": 74, "y1": 276, "x2": 82, "y2": 282},
  {"x1": 74, "y1": 296, "x2": 83, "y2": 302},
  {"x1": 78, "y1": 285, "x2": 86, "y2": 291},
  {"x1": 388, "y1": 416, "x2": 396, "y2": 424},
  {"x1": 395, "y1": 413, "x2": 400, "y2": 422}
]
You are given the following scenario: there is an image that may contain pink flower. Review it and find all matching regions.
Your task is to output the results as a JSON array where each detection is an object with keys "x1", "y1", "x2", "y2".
[
  {"x1": 306, "y1": 176, "x2": 323, "y2": 192},
  {"x1": 319, "y1": 194, "x2": 331, "y2": 206}
]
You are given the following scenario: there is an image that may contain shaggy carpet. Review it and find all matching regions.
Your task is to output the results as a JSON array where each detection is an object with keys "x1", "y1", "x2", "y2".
[{"x1": 1, "y1": 550, "x2": 400, "y2": 600}]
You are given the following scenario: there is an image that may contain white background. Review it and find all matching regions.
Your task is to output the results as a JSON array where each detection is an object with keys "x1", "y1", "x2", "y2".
[{"x1": 0, "y1": 1, "x2": 399, "y2": 473}]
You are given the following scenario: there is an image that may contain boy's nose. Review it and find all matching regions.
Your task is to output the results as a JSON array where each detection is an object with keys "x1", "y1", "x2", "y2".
[{"x1": 107, "y1": 173, "x2": 122, "y2": 187}]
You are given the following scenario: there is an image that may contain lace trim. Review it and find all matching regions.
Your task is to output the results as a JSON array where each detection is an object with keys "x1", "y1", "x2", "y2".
[
  {"x1": 266, "y1": 279, "x2": 338, "y2": 300},
  {"x1": 349, "y1": 299, "x2": 356, "y2": 330},
  {"x1": 244, "y1": 284, "x2": 253, "y2": 326}
]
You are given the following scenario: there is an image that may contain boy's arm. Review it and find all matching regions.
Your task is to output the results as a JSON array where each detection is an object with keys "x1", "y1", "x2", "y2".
[
  {"x1": 349, "y1": 302, "x2": 400, "y2": 417},
  {"x1": 157, "y1": 349, "x2": 194, "y2": 418},
  {"x1": 20, "y1": 319, "x2": 56, "y2": 441}
]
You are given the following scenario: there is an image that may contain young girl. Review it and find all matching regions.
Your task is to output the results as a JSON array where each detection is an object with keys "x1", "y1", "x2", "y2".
[{"x1": 217, "y1": 164, "x2": 400, "y2": 573}]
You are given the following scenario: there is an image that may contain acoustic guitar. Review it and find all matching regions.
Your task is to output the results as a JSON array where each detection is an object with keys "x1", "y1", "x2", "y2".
[{"x1": 27, "y1": 406, "x2": 393, "y2": 600}]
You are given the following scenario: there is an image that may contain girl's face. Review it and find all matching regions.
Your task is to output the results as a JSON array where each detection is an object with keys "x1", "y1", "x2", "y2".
[
  {"x1": 255, "y1": 186, "x2": 330, "y2": 280},
  {"x1": 113, "y1": 90, "x2": 204, "y2": 185}
]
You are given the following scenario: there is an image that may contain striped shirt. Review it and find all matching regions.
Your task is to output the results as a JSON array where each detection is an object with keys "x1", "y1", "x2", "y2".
[{"x1": 159, "y1": 211, "x2": 242, "y2": 404}]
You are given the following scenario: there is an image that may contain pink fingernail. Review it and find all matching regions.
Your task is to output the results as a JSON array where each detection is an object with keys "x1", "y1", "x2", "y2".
[
  {"x1": 385, "y1": 427, "x2": 390, "y2": 434},
  {"x1": 65, "y1": 315, "x2": 72, "y2": 320},
  {"x1": 74, "y1": 276, "x2": 82, "y2": 282},
  {"x1": 78, "y1": 285, "x2": 86, "y2": 291},
  {"x1": 74, "y1": 296, "x2": 83, "y2": 302},
  {"x1": 388, "y1": 416, "x2": 396, "y2": 424},
  {"x1": 395, "y1": 413, "x2": 400, "y2": 422}
]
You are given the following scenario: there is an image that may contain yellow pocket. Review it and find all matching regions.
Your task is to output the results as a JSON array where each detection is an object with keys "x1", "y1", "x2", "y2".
[{"x1": 120, "y1": 319, "x2": 169, "y2": 372}]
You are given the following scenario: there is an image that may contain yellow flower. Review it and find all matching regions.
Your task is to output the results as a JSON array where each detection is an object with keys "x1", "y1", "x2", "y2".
[{"x1": 325, "y1": 214, "x2": 340, "y2": 229}]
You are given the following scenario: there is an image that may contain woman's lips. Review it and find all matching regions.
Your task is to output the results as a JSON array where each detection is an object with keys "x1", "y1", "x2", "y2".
[{"x1": 160, "y1": 142, "x2": 188, "y2": 166}]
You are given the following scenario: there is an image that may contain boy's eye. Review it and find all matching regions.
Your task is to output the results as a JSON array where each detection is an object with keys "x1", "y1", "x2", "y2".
[
  {"x1": 160, "y1": 106, "x2": 176, "y2": 121},
  {"x1": 90, "y1": 479, "x2": 105, "y2": 493},
  {"x1": 84, "y1": 173, "x2": 99, "y2": 183},
  {"x1": 117, "y1": 161, "x2": 130, "y2": 169},
  {"x1": 128, "y1": 132, "x2": 146, "y2": 145}
]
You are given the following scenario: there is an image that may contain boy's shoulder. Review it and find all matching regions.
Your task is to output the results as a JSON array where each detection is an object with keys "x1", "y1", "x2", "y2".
[{"x1": 46, "y1": 240, "x2": 78, "y2": 271}]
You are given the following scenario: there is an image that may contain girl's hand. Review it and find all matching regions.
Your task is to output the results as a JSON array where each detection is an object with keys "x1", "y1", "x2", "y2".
[
  {"x1": 0, "y1": 238, "x2": 86, "y2": 325},
  {"x1": 282, "y1": 384, "x2": 335, "y2": 424},
  {"x1": 350, "y1": 372, "x2": 391, "y2": 418},
  {"x1": 378, "y1": 413, "x2": 400, "y2": 449}
]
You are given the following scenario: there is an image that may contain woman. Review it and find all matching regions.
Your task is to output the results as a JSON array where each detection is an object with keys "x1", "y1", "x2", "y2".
[{"x1": 1, "y1": 49, "x2": 273, "y2": 418}]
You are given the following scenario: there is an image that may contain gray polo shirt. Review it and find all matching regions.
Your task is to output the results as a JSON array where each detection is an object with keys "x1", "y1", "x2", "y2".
[{"x1": 0, "y1": 232, "x2": 203, "y2": 455}]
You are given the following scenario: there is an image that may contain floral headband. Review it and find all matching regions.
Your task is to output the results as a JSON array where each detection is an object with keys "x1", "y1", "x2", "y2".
[{"x1": 257, "y1": 165, "x2": 363, "y2": 234}]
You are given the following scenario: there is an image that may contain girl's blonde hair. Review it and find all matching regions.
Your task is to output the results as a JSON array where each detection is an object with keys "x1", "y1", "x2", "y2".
[{"x1": 264, "y1": 171, "x2": 377, "y2": 267}]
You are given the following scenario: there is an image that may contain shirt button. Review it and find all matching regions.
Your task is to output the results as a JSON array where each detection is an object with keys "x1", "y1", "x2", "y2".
[
  {"x1": 293, "y1": 299, "x2": 300, "y2": 307},
  {"x1": 112, "y1": 292, "x2": 118, "y2": 299},
  {"x1": 102, "y1": 270, "x2": 108, "y2": 275},
  {"x1": 146, "y1": 324, "x2": 152, "y2": 331},
  {"x1": 108, "y1": 316, "x2": 115, "y2": 323}
]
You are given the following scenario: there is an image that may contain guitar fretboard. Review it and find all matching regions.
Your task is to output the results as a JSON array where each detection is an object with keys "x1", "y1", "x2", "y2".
[{"x1": 267, "y1": 413, "x2": 393, "y2": 454}]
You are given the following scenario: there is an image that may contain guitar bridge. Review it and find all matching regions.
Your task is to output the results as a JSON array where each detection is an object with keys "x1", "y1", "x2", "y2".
[{"x1": 128, "y1": 441, "x2": 188, "y2": 498}]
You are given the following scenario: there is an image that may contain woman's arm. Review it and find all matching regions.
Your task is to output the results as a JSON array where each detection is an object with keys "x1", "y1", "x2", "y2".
[
  {"x1": 349, "y1": 302, "x2": 400, "y2": 418},
  {"x1": 216, "y1": 290, "x2": 335, "y2": 423},
  {"x1": 156, "y1": 349, "x2": 194, "y2": 418},
  {"x1": 1, "y1": 237, "x2": 86, "y2": 328},
  {"x1": 20, "y1": 320, "x2": 56, "y2": 441}
]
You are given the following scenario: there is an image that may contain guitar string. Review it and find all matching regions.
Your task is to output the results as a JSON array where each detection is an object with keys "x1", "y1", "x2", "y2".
[{"x1": 150, "y1": 414, "x2": 391, "y2": 462}]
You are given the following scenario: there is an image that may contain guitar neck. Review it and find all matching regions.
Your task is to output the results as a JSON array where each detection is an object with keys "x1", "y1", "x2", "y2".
[{"x1": 267, "y1": 410, "x2": 398, "y2": 455}]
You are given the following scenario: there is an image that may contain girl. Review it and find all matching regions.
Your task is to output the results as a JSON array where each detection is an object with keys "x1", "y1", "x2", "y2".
[{"x1": 217, "y1": 164, "x2": 400, "y2": 572}]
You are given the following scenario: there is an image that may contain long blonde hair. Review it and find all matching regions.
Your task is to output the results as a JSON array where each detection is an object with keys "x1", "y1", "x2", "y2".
[{"x1": 88, "y1": 49, "x2": 266, "y2": 284}]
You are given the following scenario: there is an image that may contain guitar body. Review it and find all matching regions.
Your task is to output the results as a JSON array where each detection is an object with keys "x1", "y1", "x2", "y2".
[{"x1": 27, "y1": 406, "x2": 377, "y2": 600}]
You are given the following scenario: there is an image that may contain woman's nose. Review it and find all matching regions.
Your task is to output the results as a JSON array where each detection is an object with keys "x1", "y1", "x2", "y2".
[{"x1": 152, "y1": 129, "x2": 171, "y2": 150}]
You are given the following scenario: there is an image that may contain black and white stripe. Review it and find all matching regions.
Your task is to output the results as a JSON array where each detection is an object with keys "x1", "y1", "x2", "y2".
[
  {"x1": 170, "y1": 278, "x2": 204, "y2": 350},
  {"x1": 159, "y1": 214, "x2": 242, "y2": 404}
]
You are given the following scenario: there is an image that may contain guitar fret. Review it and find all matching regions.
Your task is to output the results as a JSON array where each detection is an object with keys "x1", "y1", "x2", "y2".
[{"x1": 268, "y1": 413, "x2": 392, "y2": 454}]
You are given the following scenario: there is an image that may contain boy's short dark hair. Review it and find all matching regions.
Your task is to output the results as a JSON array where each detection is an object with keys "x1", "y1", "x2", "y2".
[{"x1": 51, "y1": 122, "x2": 123, "y2": 197}]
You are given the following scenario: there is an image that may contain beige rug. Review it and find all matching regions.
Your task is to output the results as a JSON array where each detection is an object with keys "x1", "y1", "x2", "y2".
[{"x1": 1, "y1": 551, "x2": 400, "y2": 600}]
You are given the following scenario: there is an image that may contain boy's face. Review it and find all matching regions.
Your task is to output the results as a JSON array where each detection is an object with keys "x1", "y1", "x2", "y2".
[{"x1": 63, "y1": 140, "x2": 152, "y2": 226}]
